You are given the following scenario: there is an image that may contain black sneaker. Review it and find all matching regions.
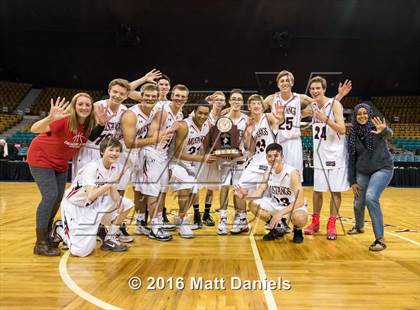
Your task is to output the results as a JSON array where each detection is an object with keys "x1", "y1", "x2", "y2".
[
  {"x1": 202, "y1": 213, "x2": 215, "y2": 226},
  {"x1": 97, "y1": 224, "x2": 108, "y2": 244},
  {"x1": 263, "y1": 228, "x2": 281, "y2": 241},
  {"x1": 117, "y1": 223, "x2": 134, "y2": 243},
  {"x1": 100, "y1": 238, "x2": 128, "y2": 252},
  {"x1": 292, "y1": 227, "x2": 304, "y2": 244},
  {"x1": 162, "y1": 212, "x2": 170, "y2": 225},
  {"x1": 148, "y1": 228, "x2": 173, "y2": 241},
  {"x1": 194, "y1": 211, "x2": 203, "y2": 228}
]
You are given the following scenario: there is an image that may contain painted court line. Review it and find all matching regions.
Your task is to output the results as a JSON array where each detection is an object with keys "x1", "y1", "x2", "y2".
[
  {"x1": 249, "y1": 216, "x2": 278, "y2": 310},
  {"x1": 59, "y1": 251, "x2": 122, "y2": 310}
]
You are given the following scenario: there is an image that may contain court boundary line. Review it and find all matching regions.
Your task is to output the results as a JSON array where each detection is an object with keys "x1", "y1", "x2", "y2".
[
  {"x1": 59, "y1": 251, "x2": 122, "y2": 310},
  {"x1": 249, "y1": 217, "x2": 278, "y2": 310}
]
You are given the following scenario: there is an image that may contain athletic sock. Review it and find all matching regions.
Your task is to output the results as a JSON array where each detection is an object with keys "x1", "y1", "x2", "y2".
[
  {"x1": 105, "y1": 224, "x2": 119, "y2": 241},
  {"x1": 204, "y1": 203, "x2": 211, "y2": 216},
  {"x1": 220, "y1": 209, "x2": 227, "y2": 219},
  {"x1": 193, "y1": 204, "x2": 200, "y2": 214}
]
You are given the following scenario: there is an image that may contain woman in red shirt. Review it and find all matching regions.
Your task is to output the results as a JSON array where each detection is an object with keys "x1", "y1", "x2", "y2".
[{"x1": 28, "y1": 92, "x2": 109, "y2": 256}]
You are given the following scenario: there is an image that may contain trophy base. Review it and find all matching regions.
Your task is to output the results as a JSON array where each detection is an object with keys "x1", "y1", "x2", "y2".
[{"x1": 213, "y1": 149, "x2": 242, "y2": 158}]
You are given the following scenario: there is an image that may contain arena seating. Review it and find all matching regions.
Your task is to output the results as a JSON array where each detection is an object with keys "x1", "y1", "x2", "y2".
[
  {"x1": 372, "y1": 96, "x2": 420, "y2": 123},
  {"x1": 0, "y1": 114, "x2": 23, "y2": 134},
  {"x1": 0, "y1": 81, "x2": 32, "y2": 113},
  {"x1": 31, "y1": 88, "x2": 103, "y2": 115}
]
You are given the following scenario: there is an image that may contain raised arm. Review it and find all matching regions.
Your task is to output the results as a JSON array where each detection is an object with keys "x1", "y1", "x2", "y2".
[
  {"x1": 128, "y1": 69, "x2": 162, "y2": 101},
  {"x1": 263, "y1": 94, "x2": 274, "y2": 112},
  {"x1": 31, "y1": 97, "x2": 70, "y2": 133}
]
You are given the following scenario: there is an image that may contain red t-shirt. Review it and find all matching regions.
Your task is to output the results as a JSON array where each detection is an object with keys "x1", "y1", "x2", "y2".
[{"x1": 27, "y1": 117, "x2": 87, "y2": 172}]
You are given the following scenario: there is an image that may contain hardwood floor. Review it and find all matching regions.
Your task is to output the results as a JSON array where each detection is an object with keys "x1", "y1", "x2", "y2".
[{"x1": 0, "y1": 183, "x2": 419, "y2": 309}]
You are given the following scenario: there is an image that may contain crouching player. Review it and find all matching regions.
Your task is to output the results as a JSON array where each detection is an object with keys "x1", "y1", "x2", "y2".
[
  {"x1": 50, "y1": 137, "x2": 134, "y2": 256},
  {"x1": 234, "y1": 143, "x2": 307, "y2": 243}
]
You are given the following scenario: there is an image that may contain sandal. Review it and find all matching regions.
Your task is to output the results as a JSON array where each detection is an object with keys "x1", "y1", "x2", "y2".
[
  {"x1": 369, "y1": 239, "x2": 386, "y2": 251},
  {"x1": 347, "y1": 226, "x2": 364, "y2": 235}
]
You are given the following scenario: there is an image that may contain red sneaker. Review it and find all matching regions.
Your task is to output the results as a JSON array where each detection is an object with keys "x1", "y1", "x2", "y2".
[
  {"x1": 304, "y1": 214, "x2": 320, "y2": 235},
  {"x1": 327, "y1": 216, "x2": 337, "y2": 240}
]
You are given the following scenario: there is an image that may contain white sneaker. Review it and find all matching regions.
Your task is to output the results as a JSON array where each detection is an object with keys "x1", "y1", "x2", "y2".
[
  {"x1": 117, "y1": 230, "x2": 134, "y2": 243},
  {"x1": 134, "y1": 223, "x2": 151, "y2": 236},
  {"x1": 179, "y1": 217, "x2": 194, "y2": 238},
  {"x1": 159, "y1": 218, "x2": 176, "y2": 231},
  {"x1": 231, "y1": 218, "x2": 249, "y2": 235},
  {"x1": 217, "y1": 217, "x2": 228, "y2": 235},
  {"x1": 174, "y1": 216, "x2": 182, "y2": 227}
]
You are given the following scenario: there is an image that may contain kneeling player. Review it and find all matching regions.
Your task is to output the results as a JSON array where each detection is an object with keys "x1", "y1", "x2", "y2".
[
  {"x1": 234, "y1": 143, "x2": 307, "y2": 243},
  {"x1": 51, "y1": 138, "x2": 134, "y2": 257}
]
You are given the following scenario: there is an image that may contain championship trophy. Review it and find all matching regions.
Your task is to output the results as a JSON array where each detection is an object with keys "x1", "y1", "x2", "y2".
[{"x1": 210, "y1": 116, "x2": 242, "y2": 158}]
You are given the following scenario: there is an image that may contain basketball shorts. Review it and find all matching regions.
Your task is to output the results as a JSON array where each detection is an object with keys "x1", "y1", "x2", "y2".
[{"x1": 313, "y1": 167, "x2": 349, "y2": 192}]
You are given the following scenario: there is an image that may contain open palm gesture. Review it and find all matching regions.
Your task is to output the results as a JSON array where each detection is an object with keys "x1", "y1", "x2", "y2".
[
  {"x1": 371, "y1": 117, "x2": 387, "y2": 134},
  {"x1": 338, "y1": 79, "x2": 352, "y2": 98},
  {"x1": 49, "y1": 97, "x2": 70, "y2": 121},
  {"x1": 95, "y1": 105, "x2": 114, "y2": 125},
  {"x1": 143, "y1": 69, "x2": 162, "y2": 84}
]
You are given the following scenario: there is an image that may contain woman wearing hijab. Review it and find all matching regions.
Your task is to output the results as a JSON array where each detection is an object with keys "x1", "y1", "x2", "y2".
[{"x1": 347, "y1": 103, "x2": 394, "y2": 251}]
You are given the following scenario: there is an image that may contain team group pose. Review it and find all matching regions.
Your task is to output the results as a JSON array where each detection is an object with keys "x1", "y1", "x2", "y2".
[{"x1": 28, "y1": 67, "x2": 393, "y2": 258}]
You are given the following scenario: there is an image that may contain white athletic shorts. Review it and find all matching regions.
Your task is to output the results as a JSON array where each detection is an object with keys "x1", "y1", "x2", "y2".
[
  {"x1": 196, "y1": 161, "x2": 222, "y2": 190},
  {"x1": 279, "y1": 137, "x2": 303, "y2": 182},
  {"x1": 238, "y1": 165, "x2": 266, "y2": 193},
  {"x1": 169, "y1": 163, "x2": 199, "y2": 193},
  {"x1": 254, "y1": 197, "x2": 308, "y2": 216},
  {"x1": 138, "y1": 149, "x2": 169, "y2": 197},
  {"x1": 313, "y1": 167, "x2": 349, "y2": 192},
  {"x1": 61, "y1": 196, "x2": 134, "y2": 257},
  {"x1": 220, "y1": 160, "x2": 247, "y2": 187}
]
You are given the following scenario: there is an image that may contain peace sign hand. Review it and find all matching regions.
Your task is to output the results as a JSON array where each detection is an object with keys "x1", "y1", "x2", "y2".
[
  {"x1": 371, "y1": 117, "x2": 387, "y2": 134},
  {"x1": 49, "y1": 97, "x2": 70, "y2": 121}
]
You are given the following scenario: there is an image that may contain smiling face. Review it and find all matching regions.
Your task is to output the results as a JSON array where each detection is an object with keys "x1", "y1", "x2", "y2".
[
  {"x1": 309, "y1": 81, "x2": 326, "y2": 101},
  {"x1": 108, "y1": 84, "x2": 129, "y2": 105},
  {"x1": 75, "y1": 95, "x2": 93, "y2": 120},
  {"x1": 229, "y1": 93, "x2": 243, "y2": 112},
  {"x1": 277, "y1": 74, "x2": 293, "y2": 93},
  {"x1": 140, "y1": 89, "x2": 158, "y2": 110},
  {"x1": 102, "y1": 145, "x2": 121, "y2": 167},
  {"x1": 248, "y1": 99, "x2": 263, "y2": 116},
  {"x1": 194, "y1": 106, "x2": 210, "y2": 127},
  {"x1": 356, "y1": 107, "x2": 369, "y2": 125},
  {"x1": 266, "y1": 149, "x2": 282, "y2": 166},
  {"x1": 158, "y1": 78, "x2": 170, "y2": 99},
  {"x1": 171, "y1": 89, "x2": 188, "y2": 110}
]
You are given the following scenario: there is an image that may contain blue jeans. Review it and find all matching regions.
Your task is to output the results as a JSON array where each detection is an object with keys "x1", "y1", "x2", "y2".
[{"x1": 353, "y1": 168, "x2": 393, "y2": 240}]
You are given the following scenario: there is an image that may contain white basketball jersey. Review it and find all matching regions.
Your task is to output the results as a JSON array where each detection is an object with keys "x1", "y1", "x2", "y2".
[
  {"x1": 312, "y1": 99, "x2": 347, "y2": 169},
  {"x1": 176, "y1": 117, "x2": 210, "y2": 169},
  {"x1": 155, "y1": 100, "x2": 171, "y2": 110},
  {"x1": 248, "y1": 114, "x2": 277, "y2": 171},
  {"x1": 207, "y1": 112, "x2": 219, "y2": 127},
  {"x1": 230, "y1": 113, "x2": 248, "y2": 154},
  {"x1": 272, "y1": 92, "x2": 301, "y2": 142},
  {"x1": 145, "y1": 103, "x2": 183, "y2": 158},
  {"x1": 85, "y1": 100, "x2": 127, "y2": 149},
  {"x1": 267, "y1": 164, "x2": 296, "y2": 207},
  {"x1": 64, "y1": 160, "x2": 121, "y2": 207},
  {"x1": 129, "y1": 104, "x2": 156, "y2": 140}
]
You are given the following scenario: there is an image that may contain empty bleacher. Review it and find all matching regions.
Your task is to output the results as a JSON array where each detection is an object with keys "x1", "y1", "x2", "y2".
[{"x1": 0, "y1": 81, "x2": 32, "y2": 113}]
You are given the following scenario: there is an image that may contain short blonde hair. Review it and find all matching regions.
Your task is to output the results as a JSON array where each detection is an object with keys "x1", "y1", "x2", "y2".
[
  {"x1": 108, "y1": 78, "x2": 131, "y2": 93},
  {"x1": 140, "y1": 83, "x2": 159, "y2": 94},
  {"x1": 309, "y1": 76, "x2": 327, "y2": 90},
  {"x1": 276, "y1": 70, "x2": 294, "y2": 85},
  {"x1": 172, "y1": 84, "x2": 189, "y2": 96}
]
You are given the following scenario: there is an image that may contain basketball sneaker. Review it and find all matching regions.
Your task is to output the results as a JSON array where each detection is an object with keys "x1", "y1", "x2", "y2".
[
  {"x1": 281, "y1": 218, "x2": 292, "y2": 233},
  {"x1": 193, "y1": 211, "x2": 203, "y2": 229},
  {"x1": 202, "y1": 212, "x2": 215, "y2": 226},
  {"x1": 292, "y1": 227, "x2": 304, "y2": 243},
  {"x1": 100, "y1": 236, "x2": 128, "y2": 252},
  {"x1": 347, "y1": 226, "x2": 364, "y2": 235},
  {"x1": 230, "y1": 218, "x2": 249, "y2": 235},
  {"x1": 50, "y1": 220, "x2": 63, "y2": 246},
  {"x1": 134, "y1": 220, "x2": 151, "y2": 236},
  {"x1": 217, "y1": 217, "x2": 228, "y2": 235},
  {"x1": 149, "y1": 227, "x2": 172, "y2": 241},
  {"x1": 179, "y1": 217, "x2": 194, "y2": 238},
  {"x1": 304, "y1": 213, "x2": 320, "y2": 235},
  {"x1": 117, "y1": 223, "x2": 134, "y2": 243},
  {"x1": 326, "y1": 216, "x2": 337, "y2": 240}
]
